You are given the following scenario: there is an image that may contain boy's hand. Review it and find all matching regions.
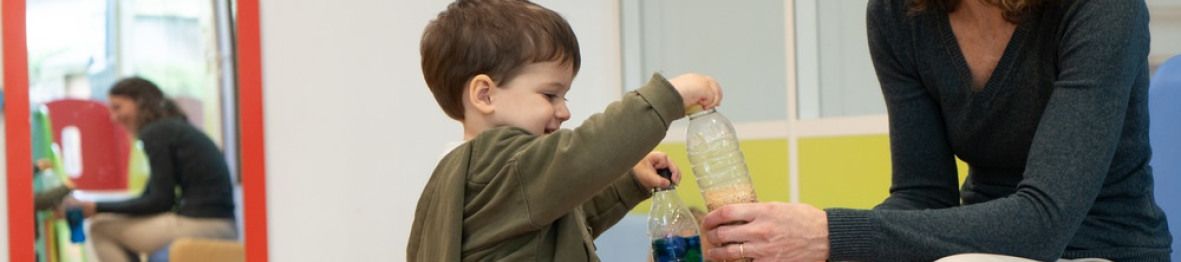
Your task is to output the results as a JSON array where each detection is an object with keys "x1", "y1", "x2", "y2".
[
  {"x1": 668, "y1": 73, "x2": 723, "y2": 113},
  {"x1": 633, "y1": 151, "x2": 682, "y2": 189}
]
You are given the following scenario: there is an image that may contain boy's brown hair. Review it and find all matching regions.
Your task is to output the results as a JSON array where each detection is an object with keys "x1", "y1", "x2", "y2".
[{"x1": 422, "y1": 0, "x2": 582, "y2": 120}]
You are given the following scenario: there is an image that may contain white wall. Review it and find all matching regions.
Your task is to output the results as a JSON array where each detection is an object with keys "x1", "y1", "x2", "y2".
[
  {"x1": 547, "y1": 1, "x2": 624, "y2": 125},
  {"x1": 258, "y1": 0, "x2": 620, "y2": 261}
]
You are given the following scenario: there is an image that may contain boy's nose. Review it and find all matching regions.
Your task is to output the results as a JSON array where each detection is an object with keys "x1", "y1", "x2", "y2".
[{"x1": 555, "y1": 103, "x2": 571, "y2": 121}]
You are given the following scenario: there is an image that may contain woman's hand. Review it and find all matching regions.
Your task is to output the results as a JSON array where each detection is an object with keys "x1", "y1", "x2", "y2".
[
  {"x1": 701, "y1": 202, "x2": 830, "y2": 261},
  {"x1": 632, "y1": 151, "x2": 681, "y2": 189}
]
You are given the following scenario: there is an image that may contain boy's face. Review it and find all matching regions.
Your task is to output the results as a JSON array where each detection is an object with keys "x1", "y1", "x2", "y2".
[{"x1": 490, "y1": 60, "x2": 574, "y2": 136}]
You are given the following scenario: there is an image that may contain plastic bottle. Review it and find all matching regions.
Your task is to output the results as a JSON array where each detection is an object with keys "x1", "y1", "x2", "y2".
[
  {"x1": 66, "y1": 207, "x2": 86, "y2": 243},
  {"x1": 649, "y1": 169, "x2": 703, "y2": 262},
  {"x1": 687, "y1": 108, "x2": 756, "y2": 262},
  {"x1": 686, "y1": 108, "x2": 758, "y2": 211}
]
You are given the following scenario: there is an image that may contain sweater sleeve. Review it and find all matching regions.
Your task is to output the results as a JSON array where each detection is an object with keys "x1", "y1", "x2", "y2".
[
  {"x1": 96, "y1": 122, "x2": 177, "y2": 215},
  {"x1": 866, "y1": 0, "x2": 963, "y2": 212},
  {"x1": 581, "y1": 172, "x2": 653, "y2": 238},
  {"x1": 827, "y1": 1, "x2": 1150, "y2": 261}
]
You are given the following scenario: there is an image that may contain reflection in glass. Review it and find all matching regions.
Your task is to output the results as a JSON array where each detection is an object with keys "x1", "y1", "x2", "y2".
[{"x1": 27, "y1": 0, "x2": 239, "y2": 261}]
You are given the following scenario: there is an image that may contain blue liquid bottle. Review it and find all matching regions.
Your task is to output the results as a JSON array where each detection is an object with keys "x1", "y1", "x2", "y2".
[{"x1": 649, "y1": 169, "x2": 702, "y2": 262}]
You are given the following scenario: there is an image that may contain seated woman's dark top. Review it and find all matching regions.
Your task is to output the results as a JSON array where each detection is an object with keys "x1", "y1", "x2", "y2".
[
  {"x1": 824, "y1": 0, "x2": 1172, "y2": 261},
  {"x1": 96, "y1": 117, "x2": 235, "y2": 219}
]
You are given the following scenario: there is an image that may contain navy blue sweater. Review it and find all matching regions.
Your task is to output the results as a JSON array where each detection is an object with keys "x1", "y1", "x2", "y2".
[{"x1": 826, "y1": 0, "x2": 1171, "y2": 261}]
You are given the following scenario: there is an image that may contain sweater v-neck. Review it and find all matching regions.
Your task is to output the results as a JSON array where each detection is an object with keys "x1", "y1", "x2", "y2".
[{"x1": 937, "y1": 10, "x2": 1028, "y2": 101}]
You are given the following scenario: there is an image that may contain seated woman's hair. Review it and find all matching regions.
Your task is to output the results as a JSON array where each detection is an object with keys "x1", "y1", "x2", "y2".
[
  {"x1": 909, "y1": 0, "x2": 1045, "y2": 22},
  {"x1": 108, "y1": 77, "x2": 188, "y2": 129}
]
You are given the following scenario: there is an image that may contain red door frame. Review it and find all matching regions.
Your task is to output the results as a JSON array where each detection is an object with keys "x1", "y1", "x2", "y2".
[{"x1": 3, "y1": 0, "x2": 269, "y2": 260}]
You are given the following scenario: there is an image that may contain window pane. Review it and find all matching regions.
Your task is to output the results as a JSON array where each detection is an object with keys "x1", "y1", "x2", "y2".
[
  {"x1": 796, "y1": 0, "x2": 885, "y2": 120},
  {"x1": 622, "y1": 0, "x2": 788, "y2": 123},
  {"x1": 27, "y1": 0, "x2": 226, "y2": 146},
  {"x1": 122, "y1": 0, "x2": 225, "y2": 146}
]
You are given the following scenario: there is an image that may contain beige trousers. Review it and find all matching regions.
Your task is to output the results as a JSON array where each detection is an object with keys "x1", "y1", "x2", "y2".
[
  {"x1": 89, "y1": 213, "x2": 236, "y2": 262},
  {"x1": 936, "y1": 253, "x2": 1113, "y2": 262}
]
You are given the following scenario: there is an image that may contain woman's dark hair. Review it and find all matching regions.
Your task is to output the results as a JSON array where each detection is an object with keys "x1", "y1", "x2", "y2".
[
  {"x1": 108, "y1": 77, "x2": 188, "y2": 130},
  {"x1": 909, "y1": 0, "x2": 1046, "y2": 23}
]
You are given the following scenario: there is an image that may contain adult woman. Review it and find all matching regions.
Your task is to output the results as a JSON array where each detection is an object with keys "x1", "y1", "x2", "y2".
[
  {"x1": 701, "y1": 0, "x2": 1170, "y2": 261},
  {"x1": 62, "y1": 77, "x2": 237, "y2": 262}
]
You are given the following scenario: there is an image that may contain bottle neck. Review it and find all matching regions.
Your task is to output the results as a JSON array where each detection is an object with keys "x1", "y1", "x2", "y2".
[
  {"x1": 651, "y1": 188, "x2": 686, "y2": 207},
  {"x1": 653, "y1": 185, "x2": 677, "y2": 193},
  {"x1": 688, "y1": 108, "x2": 717, "y2": 120}
]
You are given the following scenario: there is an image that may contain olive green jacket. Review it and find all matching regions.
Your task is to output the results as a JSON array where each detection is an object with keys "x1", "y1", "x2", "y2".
[{"x1": 408, "y1": 74, "x2": 685, "y2": 261}]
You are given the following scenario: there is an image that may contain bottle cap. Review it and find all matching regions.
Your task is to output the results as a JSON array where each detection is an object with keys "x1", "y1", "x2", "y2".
[{"x1": 657, "y1": 168, "x2": 674, "y2": 186}]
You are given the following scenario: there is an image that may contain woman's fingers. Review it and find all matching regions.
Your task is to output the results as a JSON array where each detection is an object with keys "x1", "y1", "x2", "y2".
[
  {"x1": 703, "y1": 203, "x2": 831, "y2": 261},
  {"x1": 702, "y1": 203, "x2": 760, "y2": 230},
  {"x1": 709, "y1": 225, "x2": 734, "y2": 245},
  {"x1": 707, "y1": 220, "x2": 767, "y2": 244},
  {"x1": 706, "y1": 241, "x2": 765, "y2": 261}
]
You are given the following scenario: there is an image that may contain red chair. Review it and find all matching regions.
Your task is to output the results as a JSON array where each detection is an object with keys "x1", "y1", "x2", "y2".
[{"x1": 45, "y1": 99, "x2": 131, "y2": 191}]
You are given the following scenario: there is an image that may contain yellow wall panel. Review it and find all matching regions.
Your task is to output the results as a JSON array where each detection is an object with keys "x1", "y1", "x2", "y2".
[
  {"x1": 799, "y1": 134, "x2": 969, "y2": 209},
  {"x1": 799, "y1": 135, "x2": 893, "y2": 209}
]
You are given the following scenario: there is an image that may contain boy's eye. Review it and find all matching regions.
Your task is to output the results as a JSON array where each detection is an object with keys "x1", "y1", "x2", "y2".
[{"x1": 544, "y1": 93, "x2": 566, "y2": 102}]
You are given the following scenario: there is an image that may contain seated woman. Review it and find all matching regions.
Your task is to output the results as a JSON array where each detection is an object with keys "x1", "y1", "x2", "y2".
[{"x1": 62, "y1": 77, "x2": 237, "y2": 262}]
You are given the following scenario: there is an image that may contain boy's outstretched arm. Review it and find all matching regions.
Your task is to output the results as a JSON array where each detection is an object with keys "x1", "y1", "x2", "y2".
[
  {"x1": 508, "y1": 74, "x2": 684, "y2": 228},
  {"x1": 478, "y1": 73, "x2": 716, "y2": 229}
]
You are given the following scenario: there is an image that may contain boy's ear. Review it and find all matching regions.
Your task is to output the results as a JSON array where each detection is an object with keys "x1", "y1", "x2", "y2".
[{"x1": 467, "y1": 74, "x2": 497, "y2": 115}]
